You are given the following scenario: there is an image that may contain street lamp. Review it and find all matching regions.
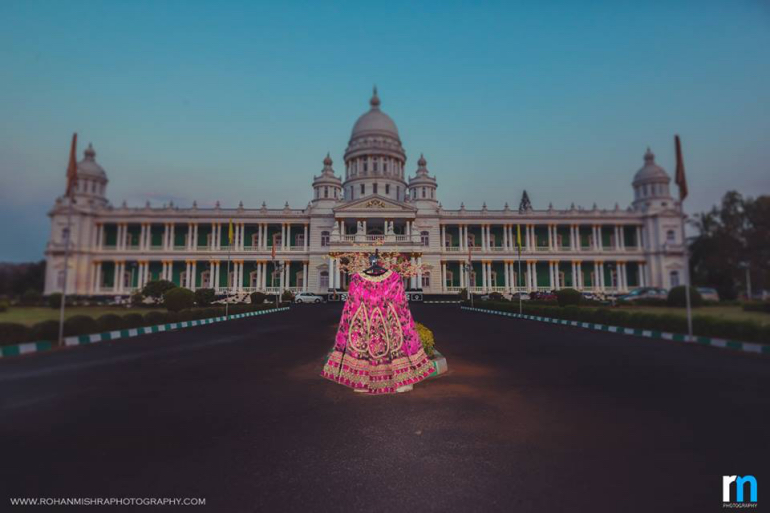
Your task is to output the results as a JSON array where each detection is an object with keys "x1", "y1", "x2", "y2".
[
  {"x1": 739, "y1": 261, "x2": 752, "y2": 300},
  {"x1": 463, "y1": 261, "x2": 474, "y2": 308}
]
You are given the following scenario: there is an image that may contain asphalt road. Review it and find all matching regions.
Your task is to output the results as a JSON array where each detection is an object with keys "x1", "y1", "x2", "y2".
[{"x1": 1, "y1": 304, "x2": 768, "y2": 512}]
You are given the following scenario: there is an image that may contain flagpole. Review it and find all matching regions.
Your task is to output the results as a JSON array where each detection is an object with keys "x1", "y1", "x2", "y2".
[
  {"x1": 225, "y1": 246, "x2": 232, "y2": 318},
  {"x1": 57, "y1": 133, "x2": 78, "y2": 347},
  {"x1": 517, "y1": 246, "x2": 522, "y2": 315},
  {"x1": 57, "y1": 196, "x2": 74, "y2": 347},
  {"x1": 674, "y1": 135, "x2": 693, "y2": 341}
]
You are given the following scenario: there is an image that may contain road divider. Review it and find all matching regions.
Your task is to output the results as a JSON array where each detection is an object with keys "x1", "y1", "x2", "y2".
[
  {"x1": 0, "y1": 307, "x2": 290, "y2": 359},
  {"x1": 462, "y1": 306, "x2": 770, "y2": 357}
]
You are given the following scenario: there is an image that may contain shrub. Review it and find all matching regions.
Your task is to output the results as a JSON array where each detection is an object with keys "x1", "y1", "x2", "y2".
[
  {"x1": 0, "y1": 299, "x2": 9, "y2": 313},
  {"x1": 667, "y1": 286, "x2": 703, "y2": 308},
  {"x1": 458, "y1": 288, "x2": 469, "y2": 300},
  {"x1": 164, "y1": 288, "x2": 195, "y2": 312},
  {"x1": 165, "y1": 311, "x2": 180, "y2": 323},
  {"x1": 130, "y1": 292, "x2": 145, "y2": 306},
  {"x1": 143, "y1": 311, "x2": 167, "y2": 326},
  {"x1": 489, "y1": 292, "x2": 505, "y2": 301},
  {"x1": 121, "y1": 313, "x2": 145, "y2": 329},
  {"x1": 250, "y1": 291, "x2": 267, "y2": 305},
  {"x1": 96, "y1": 314, "x2": 123, "y2": 332},
  {"x1": 177, "y1": 309, "x2": 195, "y2": 321},
  {"x1": 742, "y1": 302, "x2": 770, "y2": 314},
  {"x1": 63, "y1": 315, "x2": 98, "y2": 337},
  {"x1": 142, "y1": 280, "x2": 177, "y2": 300},
  {"x1": 47, "y1": 292, "x2": 63, "y2": 309},
  {"x1": 201, "y1": 308, "x2": 217, "y2": 319},
  {"x1": 281, "y1": 290, "x2": 295, "y2": 302},
  {"x1": 30, "y1": 320, "x2": 59, "y2": 341},
  {"x1": 555, "y1": 288, "x2": 581, "y2": 307},
  {"x1": 414, "y1": 322, "x2": 435, "y2": 357},
  {"x1": 21, "y1": 288, "x2": 42, "y2": 306},
  {"x1": 0, "y1": 322, "x2": 31, "y2": 346},
  {"x1": 194, "y1": 288, "x2": 215, "y2": 307}
]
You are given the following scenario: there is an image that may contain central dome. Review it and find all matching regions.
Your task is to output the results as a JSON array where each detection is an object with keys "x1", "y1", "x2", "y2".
[{"x1": 350, "y1": 87, "x2": 400, "y2": 140}]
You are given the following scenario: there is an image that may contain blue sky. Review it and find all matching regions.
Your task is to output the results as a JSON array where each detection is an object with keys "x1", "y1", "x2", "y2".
[{"x1": 1, "y1": 0, "x2": 768, "y2": 261}]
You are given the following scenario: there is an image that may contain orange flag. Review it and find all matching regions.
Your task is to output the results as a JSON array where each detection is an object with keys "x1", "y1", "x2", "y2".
[
  {"x1": 66, "y1": 133, "x2": 78, "y2": 197},
  {"x1": 675, "y1": 135, "x2": 688, "y2": 201}
]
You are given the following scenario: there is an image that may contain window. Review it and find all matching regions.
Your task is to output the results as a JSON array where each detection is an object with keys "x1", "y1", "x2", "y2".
[
  {"x1": 385, "y1": 184, "x2": 390, "y2": 195},
  {"x1": 363, "y1": 160, "x2": 368, "y2": 173},
  {"x1": 422, "y1": 187, "x2": 426, "y2": 198},
  {"x1": 396, "y1": 186, "x2": 400, "y2": 200},
  {"x1": 324, "y1": 186, "x2": 328, "y2": 198},
  {"x1": 321, "y1": 231, "x2": 330, "y2": 246},
  {"x1": 373, "y1": 183, "x2": 378, "y2": 194},
  {"x1": 319, "y1": 271, "x2": 329, "y2": 289},
  {"x1": 421, "y1": 231, "x2": 429, "y2": 246},
  {"x1": 360, "y1": 184, "x2": 365, "y2": 194},
  {"x1": 421, "y1": 272, "x2": 430, "y2": 288},
  {"x1": 445, "y1": 270, "x2": 454, "y2": 286},
  {"x1": 373, "y1": 158, "x2": 378, "y2": 172},
  {"x1": 670, "y1": 270, "x2": 680, "y2": 287},
  {"x1": 666, "y1": 230, "x2": 676, "y2": 242},
  {"x1": 61, "y1": 227, "x2": 70, "y2": 244}
]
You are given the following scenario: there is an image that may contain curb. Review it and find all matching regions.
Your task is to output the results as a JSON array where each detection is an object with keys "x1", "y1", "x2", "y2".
[
  {"x1": 461, "y1": 306, "x2": 770, "y2": 356},
  {"x1": 427, "y1": 350, "x2": 448, "y2": 378},
  {"x1": 0, "y1": 307, "x2": 291, "y2": 359},
  {"x1": 424, "y1": 300, "x2": 462, "y2": 304}
]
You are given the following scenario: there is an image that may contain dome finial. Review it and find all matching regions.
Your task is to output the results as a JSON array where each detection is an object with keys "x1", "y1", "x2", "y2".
[
  {"x1": 323, "y1": 152, "x2": 333, "y2": 168},
  {"x1": 84, "y1": 142, "x2": 95, "y2": 159},
  {"x1": 644, "y1": 147, "x2": 655, "y2": 162},
  {"x1": 370, "y1": 85, "x2": 381, "y2": 108}
]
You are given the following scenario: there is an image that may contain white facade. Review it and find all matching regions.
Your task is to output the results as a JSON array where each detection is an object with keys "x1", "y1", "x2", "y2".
[{"x1": 44, "y1": 90, "x2": 686, "y2": 296}]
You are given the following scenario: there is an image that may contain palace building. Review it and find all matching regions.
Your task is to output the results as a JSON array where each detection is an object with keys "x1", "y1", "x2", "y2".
[{"x1": 44, "y1": 89, "x2": 686, "y2": 297}]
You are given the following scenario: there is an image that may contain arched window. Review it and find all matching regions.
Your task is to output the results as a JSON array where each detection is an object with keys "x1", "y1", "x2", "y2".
[
  {"x1": 666, "y1": 230, "x2": 676, "y2": 242},
  {"x1": 421, "y1": 231, "x2": 430, "y2": 246},
  {"x1": 321, "y1": 231, "x2": 330, "y2": 246},
  {"x1": 670, "y1": 270, "x2": 680, "y2": 287}
]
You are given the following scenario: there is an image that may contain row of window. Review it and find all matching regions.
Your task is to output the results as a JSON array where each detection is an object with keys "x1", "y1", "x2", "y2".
[{"x1": 346, "y1": 156, "x2": 404, "y2": 178}]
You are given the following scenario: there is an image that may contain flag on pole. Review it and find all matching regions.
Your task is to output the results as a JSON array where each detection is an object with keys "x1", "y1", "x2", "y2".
[
  {"x1": 65, "y1": 133, "x2": 78, "y2": 197},
  {"x1": 228, "y1": 220, "x2": 234, "y2": 245},
  {"x1": 271, "y1": 239, "x2": 277, "y2": 260},
  {"x1": 675, "y1": 135, "x2": 688, "y2": 201},
  {"x1": 516, "y1": 224, "x2": 522, "y2": 250}
]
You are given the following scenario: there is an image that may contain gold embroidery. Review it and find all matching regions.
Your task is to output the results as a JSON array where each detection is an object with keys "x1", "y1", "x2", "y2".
[
  {"x1": 386, "y1": 302, "x2": 404, "y2": 357},
  {"x1": 356, "y1": 269, "x2": 393, "y2": 283},
  {"x1": 368, "y1": 306, "x2": 390, "y2": 359},
  {"x1": 347, "y1": 303, "x2": 370, "y2": 354}
]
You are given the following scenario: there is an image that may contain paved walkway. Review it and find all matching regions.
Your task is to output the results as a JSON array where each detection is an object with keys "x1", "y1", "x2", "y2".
[{"x1": 1, "y1": 304, "x2": 767, "y2": 512}]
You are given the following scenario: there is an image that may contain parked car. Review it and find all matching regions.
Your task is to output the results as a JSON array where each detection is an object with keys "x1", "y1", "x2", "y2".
[
  {"x1": 617, "y1": 287, "x2": 667, "y2": 302},
  {"x1": 294, "y1": 292, "x2": 324, "y2": 304},
  {"x1": 530, "y1": 291, "x2": 557, "y2": 301},
  {"x1": 510, "y1": 292, "x2": 531, "y2": 301},
  {"x1": 697, "y1": 287, "x2": 720, "y2": 302}
]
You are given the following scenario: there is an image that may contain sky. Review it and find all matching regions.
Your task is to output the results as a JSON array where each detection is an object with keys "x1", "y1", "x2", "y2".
[{"x1": 1, "y1": 0, "x2": 768, "y2": 262}]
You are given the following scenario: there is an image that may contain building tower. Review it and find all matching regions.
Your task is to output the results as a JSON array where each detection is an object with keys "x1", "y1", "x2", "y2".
[
  {"x1": 632, "y1": 147, "x2": 674, "y2": 213},
  {"x1": 343, "y1": 87, "x2": 408, "y2": 202},
  {"x1": 407, "y1": 154, "x2": 438, "y2": 205},
  {"x1": 311, "y1": 153, "x2": 343, "y2": 203}
]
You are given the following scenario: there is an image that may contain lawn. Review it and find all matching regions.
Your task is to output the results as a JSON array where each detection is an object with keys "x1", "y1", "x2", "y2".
[
  {"x1": 622, "y1": 305, "x2": 770, "y2": 326},
  {"x1": 0, "y1": 307, "x2": 165, "y2": 326}
]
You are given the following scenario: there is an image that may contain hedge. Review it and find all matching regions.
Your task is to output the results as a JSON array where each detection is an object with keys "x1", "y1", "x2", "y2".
[
  {"x1": 743, "y1": 302, "x2": 770, "y2": 314},
  {"x1": 468, "y1": 301, "x2": 770, "y2": 344},
  {"x1": 0, "y1": 303, "x2": 280, "y2": 346}
]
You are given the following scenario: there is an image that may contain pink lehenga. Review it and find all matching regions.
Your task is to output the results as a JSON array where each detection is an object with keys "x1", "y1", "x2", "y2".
[{"x1": 321, "y1": 269, "x2": 434, "y2": 394}]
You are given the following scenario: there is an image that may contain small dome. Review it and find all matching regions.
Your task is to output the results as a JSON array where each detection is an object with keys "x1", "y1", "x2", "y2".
[
  {"x1": 350, "y1": 87, "x2": 400, "y2": 140},
  {"x1": 323, "y1": 152, "x2": 333, "y2": 166},
  {"x1": 417, "y1": 153, "x2": 427, "y2": 167},
  {"x1": 633, "y1": 147, "x2": 670, "y2": 184},
  {"x1": 77, "y1": 143, "x2": 107, "y2": 179}
]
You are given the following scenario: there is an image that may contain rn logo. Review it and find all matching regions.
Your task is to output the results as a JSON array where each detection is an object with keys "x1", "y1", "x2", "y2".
[{"x1": 723, "y1": 475, "x2": 757, "y2": 505}]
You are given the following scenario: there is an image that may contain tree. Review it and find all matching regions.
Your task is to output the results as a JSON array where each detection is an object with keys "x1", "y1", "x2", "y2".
[
  {"x1": 163, "y1": 288, "x2": 195, "y2": 312},
  {"x1": 689, "y1": 191, "x2": 770, "y2": 300},
  {"x1": 142, "y1": 280, "x2": 176, "y2": 300}
]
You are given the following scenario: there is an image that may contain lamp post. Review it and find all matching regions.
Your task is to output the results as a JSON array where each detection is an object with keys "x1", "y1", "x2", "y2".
[
  {"x1": 274, "y1": 261, "x2": 285, "y2": 307},
  {"x1": 463, "y1": 261, "x2": 474, "y2": 308},
  {"x1": 739, "y1": 261, "x2": 752, "y2": 300}
]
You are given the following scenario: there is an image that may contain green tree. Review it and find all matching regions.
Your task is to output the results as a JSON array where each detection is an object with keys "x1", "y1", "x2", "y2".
[
  {"x1": 163, "y1": 288, "x2": 195, "y2": 312},
  {"x1": 194, "y1": 288, "x2": 215, "y2": 307},
  {"x1": 689, "y1": 191, "x2": 770, "y2": 300},
  {"x1": 142, "y1": 280, "x2": 177, "y2": 300}
]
